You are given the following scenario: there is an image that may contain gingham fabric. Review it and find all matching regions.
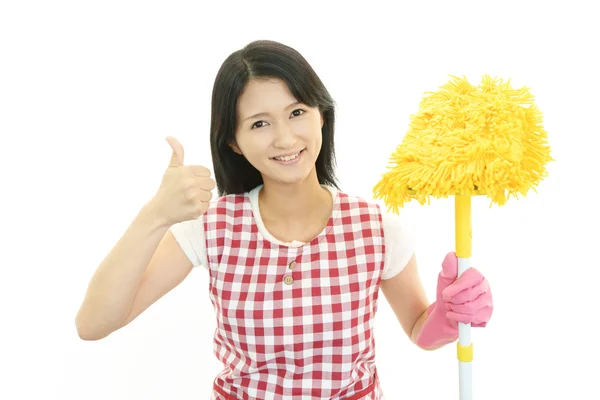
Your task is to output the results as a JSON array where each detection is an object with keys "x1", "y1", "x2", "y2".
[{"x1": 203, "y1": 189, "x2": 386, "y2": 399}]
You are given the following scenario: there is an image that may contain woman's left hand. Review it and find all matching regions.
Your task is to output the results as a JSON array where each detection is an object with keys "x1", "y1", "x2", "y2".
[{"x1": 440, "y1": 252, "x2": 494, "y2": 327}]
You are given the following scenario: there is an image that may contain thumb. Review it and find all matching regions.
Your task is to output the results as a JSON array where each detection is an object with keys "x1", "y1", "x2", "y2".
[
  {"x1": 435, "y1": 252, "x2": 458, "y2": 301},
  {"x1": 440, "y1": 252, "x2": 458, "y2": 279},
  {"x1": 166, "y1": 136, "x2": 184, "y2": 167}
]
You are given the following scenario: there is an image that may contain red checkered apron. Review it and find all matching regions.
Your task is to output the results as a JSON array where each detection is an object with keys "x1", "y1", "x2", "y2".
[{"x1": 203, "y1": 190, "x2": 386, "y2": 399}]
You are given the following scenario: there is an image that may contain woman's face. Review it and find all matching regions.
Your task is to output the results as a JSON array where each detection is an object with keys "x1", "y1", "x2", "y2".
[{"x1": 232, "y1": 78, "x2": 323, "y2": 186}]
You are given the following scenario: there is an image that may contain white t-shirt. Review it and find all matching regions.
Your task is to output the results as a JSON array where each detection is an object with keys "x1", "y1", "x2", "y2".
[{"x1": 169, "y1": 185, "x2": 415, "y2": 280}]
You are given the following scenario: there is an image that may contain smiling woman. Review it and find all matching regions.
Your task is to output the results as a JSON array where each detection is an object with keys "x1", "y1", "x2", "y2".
[{"x1": 75, "y1": 39, "x2": 494, "y2": 400}]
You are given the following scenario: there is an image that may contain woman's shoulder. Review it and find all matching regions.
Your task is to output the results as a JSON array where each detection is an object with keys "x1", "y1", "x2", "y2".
[
  {"x1": 207, "y1": 190, "x2": 250, "y2": 208},
  {"x1": 334, "y1": 187, "x2": 410, "y2": 225},
  {"x1": 333, "y1": 186, "x2": 386, "y2": 210}
]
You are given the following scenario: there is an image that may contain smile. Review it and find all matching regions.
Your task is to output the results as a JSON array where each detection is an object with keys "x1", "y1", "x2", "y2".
[{"x1": 271, "y1": 149, "x2": 305, "y2": 163}]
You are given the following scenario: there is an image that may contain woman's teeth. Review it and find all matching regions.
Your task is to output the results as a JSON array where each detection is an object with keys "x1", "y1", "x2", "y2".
[{"x1": 274, "y1": 151, "x2": 301, "y2": 161}]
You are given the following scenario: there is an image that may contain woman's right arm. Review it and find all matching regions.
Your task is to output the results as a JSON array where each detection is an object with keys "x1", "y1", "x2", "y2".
[
  {"x1": 75, "y1": 136, "x2": 214, "y2": 340},
  {"x1": 74, "y1": 201, "x2": 193, "y2": 341}
]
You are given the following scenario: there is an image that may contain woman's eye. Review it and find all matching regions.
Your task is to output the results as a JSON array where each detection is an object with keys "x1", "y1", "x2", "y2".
[
  {"x1": 251, "y1": 121, "x2": 266, "y2": 129},
  {"x1": 251, "y1": 109, "x2": 305, "y2": 129}
]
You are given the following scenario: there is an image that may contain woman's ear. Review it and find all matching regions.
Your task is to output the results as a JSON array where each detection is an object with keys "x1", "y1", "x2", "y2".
[{"x1": 229, "y1": 141, "x2": 242, "y2": 155}]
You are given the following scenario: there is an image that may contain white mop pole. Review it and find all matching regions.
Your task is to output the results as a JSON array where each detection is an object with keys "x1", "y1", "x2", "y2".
[
  {"x1": 457, "y1": 257, "x2": 472, "y2": 400},
  {"x1": 455, "y1": 196, "x2": 474, "y2": 400}
]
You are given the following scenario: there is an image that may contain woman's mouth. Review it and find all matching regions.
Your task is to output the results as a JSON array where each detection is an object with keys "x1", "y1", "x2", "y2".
[{"x1": 271, "y1": 148, "x2": 305, "y2": 164}]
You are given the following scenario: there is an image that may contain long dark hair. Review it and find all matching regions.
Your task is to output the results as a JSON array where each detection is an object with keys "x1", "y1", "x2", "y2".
[{"x1": 209, "y1": 40, "x2": 339, "y2": 196}]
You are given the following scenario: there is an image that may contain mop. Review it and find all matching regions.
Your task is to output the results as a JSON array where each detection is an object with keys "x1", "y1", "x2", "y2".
[{"x1": 373, "y1": 75, "x2": 553, "y2": 399}]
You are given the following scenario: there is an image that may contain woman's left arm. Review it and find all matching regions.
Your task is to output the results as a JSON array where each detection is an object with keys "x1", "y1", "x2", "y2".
[
  {"x1": 380, "y1": 253, "x2": 440, "y2": 350},
  {"x1": 380, "y1": 252, "x2": 494, "y2": 350}
]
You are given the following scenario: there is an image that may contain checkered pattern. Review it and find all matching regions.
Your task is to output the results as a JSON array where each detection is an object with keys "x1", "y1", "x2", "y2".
[{"x1": 203, "y1": 191, "x2": 386, "y2": 399}]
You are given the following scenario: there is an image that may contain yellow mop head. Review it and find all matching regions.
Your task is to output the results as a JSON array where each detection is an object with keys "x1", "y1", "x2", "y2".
[{"x1": 373, "y1": 75, "x2": 553, "y2": 213}]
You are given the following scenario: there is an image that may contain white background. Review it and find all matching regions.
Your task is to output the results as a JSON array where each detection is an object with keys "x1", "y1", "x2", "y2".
[{"x1": 1, "y1": 1, "x2": 598, "y2": 399}]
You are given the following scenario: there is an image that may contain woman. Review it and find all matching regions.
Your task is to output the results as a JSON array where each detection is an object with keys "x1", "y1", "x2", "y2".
[{"x1": 75, "y1": 39, "x2": 493, "y2": 399}]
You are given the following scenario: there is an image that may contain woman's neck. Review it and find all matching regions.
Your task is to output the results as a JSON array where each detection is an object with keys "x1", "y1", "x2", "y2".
[{"x1": 258, "y1": 172, "x2": 332, "y2": 227}]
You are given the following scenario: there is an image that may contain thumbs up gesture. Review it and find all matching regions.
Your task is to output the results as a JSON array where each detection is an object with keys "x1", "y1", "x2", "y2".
[{"x1": 150, "y1": 137, "x2": 216, "y2": 226}]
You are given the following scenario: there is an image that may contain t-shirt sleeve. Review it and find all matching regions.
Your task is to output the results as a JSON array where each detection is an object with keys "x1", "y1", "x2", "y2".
[
  {"x1": 380, "y1": 210, "x2": 416, "y2": 280},
  {"x1": 168, "y1": 217, "x2": 208, "y2": 269}
]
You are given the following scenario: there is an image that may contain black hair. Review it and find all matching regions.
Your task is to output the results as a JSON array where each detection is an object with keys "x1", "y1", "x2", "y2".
[{"x1": 209, "y1": 39, "x2": 339, "y2": 196}]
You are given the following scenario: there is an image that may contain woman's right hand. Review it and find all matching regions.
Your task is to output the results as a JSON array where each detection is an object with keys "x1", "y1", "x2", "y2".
[{"x1": 150, "y1": 136, "x2": 216, "y2": 226}]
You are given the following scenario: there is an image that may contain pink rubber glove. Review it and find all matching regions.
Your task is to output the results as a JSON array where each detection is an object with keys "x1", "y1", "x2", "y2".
[{"x1": 416, "y1": 252, "x2": 493, "y2": 349}]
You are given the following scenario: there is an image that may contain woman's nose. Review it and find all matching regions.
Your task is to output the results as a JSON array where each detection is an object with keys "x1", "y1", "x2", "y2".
[{"x1": 273, "y1": 123, "x2": 295, "y2": 149}]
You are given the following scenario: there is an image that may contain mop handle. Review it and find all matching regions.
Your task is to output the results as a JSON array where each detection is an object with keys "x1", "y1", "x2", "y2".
[{"x1": 456, "y1": 195, "x2": 473, "y2": 400}]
